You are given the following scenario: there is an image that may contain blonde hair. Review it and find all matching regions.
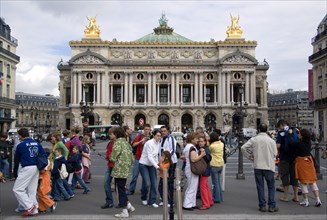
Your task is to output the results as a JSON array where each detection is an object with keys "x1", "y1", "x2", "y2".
[{"x1": 82, "y1": 135, "x2": 90, "y2": 144}]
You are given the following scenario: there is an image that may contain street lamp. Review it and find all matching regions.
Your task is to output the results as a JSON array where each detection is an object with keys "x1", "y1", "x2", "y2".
[
  {"x1": 233, "y1": 85, "x2": 248, "y2": 180},
  {"x1": 30, "y1": 107, "x2": 39, "y2": 133},
  {"x1": 80, "y1": 100, "x2": 94, "y2": 134}
]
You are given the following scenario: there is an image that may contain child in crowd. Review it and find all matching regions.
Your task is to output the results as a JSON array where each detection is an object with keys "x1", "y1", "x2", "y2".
[
  {"x1": 38, "y1": 148, "x2": 57, "y2": 213},
  {"x1": 158, "y1": 151, "x2": 172, "y2": 206},
  {"x1": 51, "y1": 148, "x2": 72, "y2": 201},
  {"x1": 67, "y1": 146, "x2": 90, "y2": 194},
  {"x1": 81, "y1": 135, "x2": 92, "y2": 184}
]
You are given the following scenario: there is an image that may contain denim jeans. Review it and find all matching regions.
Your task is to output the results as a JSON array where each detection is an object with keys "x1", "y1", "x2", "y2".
[
  {"x1": 71, "y1": 172, "x2": 89, "y2": 193},
  {"x1": 139, "y1": 164, "x2": 157, "y2": 205},
  {"x1": 128, "y1": 159, "x2": 145, "y2": 194},
  {"x1": 104, "y1": 167, "x2": 114, "y2": 205},
  {"x1": 254, "y1": 169, "x2": 276, "y2": 208},
  {"x1": 52, "y1": 178, "x2": 70, "y2": 200},
  {"x1": 211, "y1": 166, "x2": 223, "y2": 203},
  {"x1": 63, "y1": 178, "x2": 74, "y2": 196},
  {"x1": 0, "y1": 158, "x2": 9, "y2": 178}
]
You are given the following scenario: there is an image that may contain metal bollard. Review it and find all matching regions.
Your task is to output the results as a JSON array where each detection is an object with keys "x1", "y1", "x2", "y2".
[
  {"x1": 168, "y1": 174, "x2": 175, "y2": 220},
  {"x1": 175, "y1": 168, "x2": 183, "y2": 220},
  {"x1": 314, "y1": 141, "x2": 323, "y2": 180},
  {"x1": 163, "y1": 168, "x2": 168, "y2": 220}
]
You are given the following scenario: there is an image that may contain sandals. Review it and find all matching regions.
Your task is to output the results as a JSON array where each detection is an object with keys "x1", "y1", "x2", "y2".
[{"x1": 279, "y1": 198, "x2": 288, "y2": 202}]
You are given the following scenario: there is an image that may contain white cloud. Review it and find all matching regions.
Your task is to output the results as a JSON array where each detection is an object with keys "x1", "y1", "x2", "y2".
[{"x1": 1, "y1": 0, "x2": 326, "y2": 96}]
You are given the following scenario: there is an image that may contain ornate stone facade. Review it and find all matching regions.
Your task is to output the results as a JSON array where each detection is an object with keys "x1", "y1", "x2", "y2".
[{"x1": 58, "y1": 15, "x2": 269, "y2": 132}]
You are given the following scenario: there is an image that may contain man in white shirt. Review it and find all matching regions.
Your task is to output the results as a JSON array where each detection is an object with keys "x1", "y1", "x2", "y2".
[{"x1": 241, "y1": 123, "x2": 279, "y2": 213}]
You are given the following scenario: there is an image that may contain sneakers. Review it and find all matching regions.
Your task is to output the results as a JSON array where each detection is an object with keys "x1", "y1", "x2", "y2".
[
  {"x1": 114, "y1": 209, "x2": 129, "y2": 218},
  {"x1": 127, "y1": 202, "x2": 135, "y2": 212},
  {"x1": 314, "y1": 201, "x2": 321, "y2": 207},
  {"x1": 101, "y1": 203, "x2": 114, "y2": 209},
  {"x1": 268, "y1": 207, "x2": 279, "y2": 212},
  {"x1": 50, "y1": 202, "x2": 57, "y2": 212},
  {"x1": 259, "y1": 207, "x2": 267, "y2": 212},
  {"x1": 83, "y1": 188, "x2": 90, "y2": 194},
  {"x1": 21, "y1": 205, "x2": 36, "y2": 217},
  {"x1": 300, "y1": 201, "x2": 309, "y2": 207},
  {"x1": 142, "y1": 200, "x2": 148, "y2": 206},
  {"x1": 159, "y1": 202, "x2": 163, "y2": 206},
  {"x1": 149, "y1": 203, "x2": 159, "y2": 208}
]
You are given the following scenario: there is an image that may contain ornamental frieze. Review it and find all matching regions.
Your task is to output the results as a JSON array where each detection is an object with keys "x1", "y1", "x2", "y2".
[
  {"x1": 204, "y1": 51, "x2": 216, "y2": 58},
  {"x1": 158, "y1": 50, "x2": 169, "y2": 58},
  {"x1": 135, "y1": 50, "x2": 146, "y2": 58},
  {"x1": 181, "y1": 50, "x2": 192, "y2": 58},
  {"x1": 112, "y1": 50, "x2": 123, "y2": 58},
  {"x1": 223, "y1": 55, "x2": 253, "y2": 64},
  {"x1": 73, "y1": 55, "x2": 104, "y2": 64}
]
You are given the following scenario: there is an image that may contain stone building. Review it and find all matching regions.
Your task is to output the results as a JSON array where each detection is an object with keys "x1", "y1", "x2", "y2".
[
  {"x1": 16, "y1": 92, "x2": 59, "y2": 133},
  {"x1": 309, "y1": 14, "x2": 327, "y2": 143},
  {"x1": 0, "y1": 17, "x2": 19, "y2": 132},
  {"x1": 58, "y1": 14, "x2": 269, "y2": 132},
  {"x1": 267, "y1": 89, "x2": 314, "y2": 130}
]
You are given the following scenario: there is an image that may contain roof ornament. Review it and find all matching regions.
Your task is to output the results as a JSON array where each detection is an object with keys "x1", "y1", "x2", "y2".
[
  {"x1": 159, "y1": 13, "x2": 168, "y2": 26},
  {"x1": 84, "y1": 15, "x2": 101, "y2": 38},
  {"x1": 226, "y1": 14, "x2": 243, "y2": 39}
]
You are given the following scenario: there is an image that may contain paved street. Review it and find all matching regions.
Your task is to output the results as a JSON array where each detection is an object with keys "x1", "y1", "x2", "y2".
[{"x1": 0, "y1": 140, "x2": 326, "y2": 220}]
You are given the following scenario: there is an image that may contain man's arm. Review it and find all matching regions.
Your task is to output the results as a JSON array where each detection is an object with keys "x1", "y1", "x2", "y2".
[{"x1": 241, "y1": 138, "x2": 254, "y2": 161}]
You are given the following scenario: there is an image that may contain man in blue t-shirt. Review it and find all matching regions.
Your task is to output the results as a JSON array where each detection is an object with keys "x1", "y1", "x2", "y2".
[
  {"x1": 13, "y1": 128, "x2": 47, "y2": 217},
  {"x1": 276, "y1": 120, "x2": 299, "y2": 202}
]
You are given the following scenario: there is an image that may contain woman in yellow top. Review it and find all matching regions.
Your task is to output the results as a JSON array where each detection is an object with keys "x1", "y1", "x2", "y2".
[{"x1": 209, "y1": 131, "x2": 224, "y2": 203}]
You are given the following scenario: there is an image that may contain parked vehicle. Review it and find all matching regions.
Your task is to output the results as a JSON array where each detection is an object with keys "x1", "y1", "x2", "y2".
[{"x1": 88, "y1": 125, "x2": 119, "y2": 140}]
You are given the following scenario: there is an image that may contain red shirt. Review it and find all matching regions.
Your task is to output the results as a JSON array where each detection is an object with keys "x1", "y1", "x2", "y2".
[
  {"x1": 133, "y1": 134, "x2": 145, "y2": 160},
  {"x1": 106, "y1": 140, "x2": 115, "y2": 168}
]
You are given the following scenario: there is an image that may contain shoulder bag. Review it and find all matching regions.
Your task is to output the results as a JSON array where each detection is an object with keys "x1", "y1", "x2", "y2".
[{"x1": 189, "y1": 146, "x2": 207, "y2": 175}]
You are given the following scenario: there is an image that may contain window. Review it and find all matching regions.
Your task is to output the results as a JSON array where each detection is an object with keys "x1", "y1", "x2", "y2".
[
  {"x1": 7, "y1": 45, "x2": 10, "y2": 52},
  {"x1": 136, "y1": 85, "x2": 145, "y2": 103},
  {"x1": 183, "y1": 73, "x2": 191, "y2": 80},
  {"x1": 0, "y1": 61, "x2": 2, "y2": 72},
  {"x1": 160, "y1": 73, "x2": 167, "y2": 80},
  {"x1": 7, "y1": 64, "x2": 10, "y2": 78},
  {"x1": 137, "y1": 73, "x2": 144, "y2": 80},
  {"x1": 206, "y1": 85, "x2": 214, "y2": 102},
  {"x1": 256, "y1": 88, "x2": 261, "y2": 105},
  {"x1": 6, "y1": 84, "x2": 10, "y2": 98},
  {"x1": 183, "y1": 85, "x2": 191, "y2": 103},
  {"x1": 113, "y1": 85, "x2": 122, "y2": 103},
  {"x1": 0, "y1": 41, "x2": 2, "y2": 47},
  {"x1": 206, "y1": 73, "x2": 213, "y2": 80},
  {"x1": 86, "y1": 72, "x2": 93, "y2": 79},
  {"x1": 159, "y1": 85, "x2": 168, "y2": 103},
  {"x1": 65, "y1": 88, "x2": 71, "y2": 105},
  {"x1": 114, "y1": 73, "x2": 121, "y2": 80}
]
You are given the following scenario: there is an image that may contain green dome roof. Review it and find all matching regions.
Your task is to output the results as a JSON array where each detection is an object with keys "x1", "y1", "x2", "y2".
[{"x1": 135, "y1": 14, "x2": 193, "y2": 43}]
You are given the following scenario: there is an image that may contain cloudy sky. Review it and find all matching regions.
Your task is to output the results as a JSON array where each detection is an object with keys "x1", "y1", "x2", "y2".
[{"x1": 1, "y1": 0, "x2": 326, "y2": 97}]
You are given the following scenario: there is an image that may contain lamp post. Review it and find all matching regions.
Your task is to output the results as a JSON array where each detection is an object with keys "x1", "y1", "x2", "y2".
[
  {"x1": 80, "y1": 100, "x2": 94, "y2": 135},
  {"x1": 233, "y1": 85, "x2": 248, "y2": 180},
  {"x1": 31, "y1": 107, "x2": 39, "y2": 133}
]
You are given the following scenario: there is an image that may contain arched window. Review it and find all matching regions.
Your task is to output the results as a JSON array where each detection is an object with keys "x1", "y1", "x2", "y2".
[{"x1": 158, "y1": 114, "x2": 169, "y2": 126}]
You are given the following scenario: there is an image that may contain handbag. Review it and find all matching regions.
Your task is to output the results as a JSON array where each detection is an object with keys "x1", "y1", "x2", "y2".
[
  {"x1": 189, "y1": 147, "x2": 207, "y2": 175},
  {"x1": 59, "y1": 163, "x2": 69, "y2": 179}
]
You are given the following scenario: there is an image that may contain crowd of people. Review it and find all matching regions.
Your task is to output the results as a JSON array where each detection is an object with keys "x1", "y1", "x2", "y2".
[{"x1": 0, "y1": 119, "x2": 325, "y2": 218}]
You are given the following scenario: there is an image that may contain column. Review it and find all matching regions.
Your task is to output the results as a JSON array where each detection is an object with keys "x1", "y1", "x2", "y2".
[
  {"x1": 77, "y1": 72, "x2": 82, "y2": 104},
  {"x1": 251, "y1": 72, "x2": 256, "y2": 104},
  {"x1": 93, "y1": 83, "x2": 96, "y2": 104},
  {"x1": 124, "y1": 72, "x2": 128, "y2": 105},
  {"x1": 191, "y1": 84, "x2": 194, "y2": 104},
  {"x1": 176, "y1": 73, "x2": 180, "y2": 105},
  {"x1": 221, "y1": 71, "x2": 226, "y2": 104},
  {"x1": 157, "y1": 84, "x2": 160, "y2": 104},
  {"x1": 214, "y1": 84, "x2": 217, "y2": 104},
  {"x1": 82, "y1": 83, "x2": 85, "y2": 102},
  {"x1": 199, "y1": 73, "x2": 203, "y2": 105},
  {"x1": 144, "y1": 84, "x2": 147, "y2": 105},
  {"x1": 102, "y1": 71, "x2": 107, "y2": 104},
  {"x1": 134, "y1": 85, "x2": 136, "y2": 104},
  {"x1": 231, "y1": 83, "x2": 234, "y2": 103},
  {"x1": 152, "y1": 73, "x2": 156, "y2": 105},
  {"x1": 148, "y1": 72, "x2": 152, "y2": 105},
  {"x1": 129, "y1": 73, "x2": 133, "y2": 105},
  {"x1": 245, "y1": 71, "x2": 250, "y2": 104},
  {"x1": 218, "y1": 72, "x2": 222, "y2": 105},
  {"x1": 171, "y1": 73, "x2": 175, "y2": 105},
  {"x1": 204, "y1": 84, "x2": 206, "y2": 104},
  {"x1": 180, "y1": 84, "x2": 183, "y2": 104},
  {"x1": 194, "y1": 72, "x2": 198, "y2": 105},
  {"x1": 96, "y1": 73, "x2": 100, "y2": 104},
  {"x1": 168, "y1": 84, "x2": 170, "y2": 104},
  {"x1": 110, "y1": 85, "x2": 113, "y2": 104},
  {"x1": 227, "y1": 72, "x2": 231, "y2": 104},
  {"x1": 121, "y1": 84, "x2": 124, "y2": 104},
  {"x1": 73, "y1": 72, "x2": 77, "y2": 104}
]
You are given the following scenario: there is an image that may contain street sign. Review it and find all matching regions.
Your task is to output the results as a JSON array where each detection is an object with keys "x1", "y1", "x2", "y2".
[{"x1": 139, "y1": 118, "x2": 144, "y2": 125}]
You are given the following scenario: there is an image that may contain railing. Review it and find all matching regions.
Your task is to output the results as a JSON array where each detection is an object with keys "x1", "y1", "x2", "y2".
[
  {"x1": 0, "y1": 96, "x2": 17, "y2": 105},
  {"x1": 0, "y1": 47, "x2": 20, "y2": 61},
  {"x1": 309, "y1": 47, "x2": 327, "y2": 62},
  {"x1": 0, "y1": 31, "x2": 18, "y2": 46},
  {"x1": 311, "y1": 29, "x2": 327, "y2": 44}
]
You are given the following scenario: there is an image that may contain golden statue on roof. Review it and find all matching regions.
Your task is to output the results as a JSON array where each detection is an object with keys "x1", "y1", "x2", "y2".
[
  {"x1": 226, "y1": 14, "x2": 243, "y2": 39},
  {"x1": 84, "y1": 16, "x2": 101, "y2": 38}
]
